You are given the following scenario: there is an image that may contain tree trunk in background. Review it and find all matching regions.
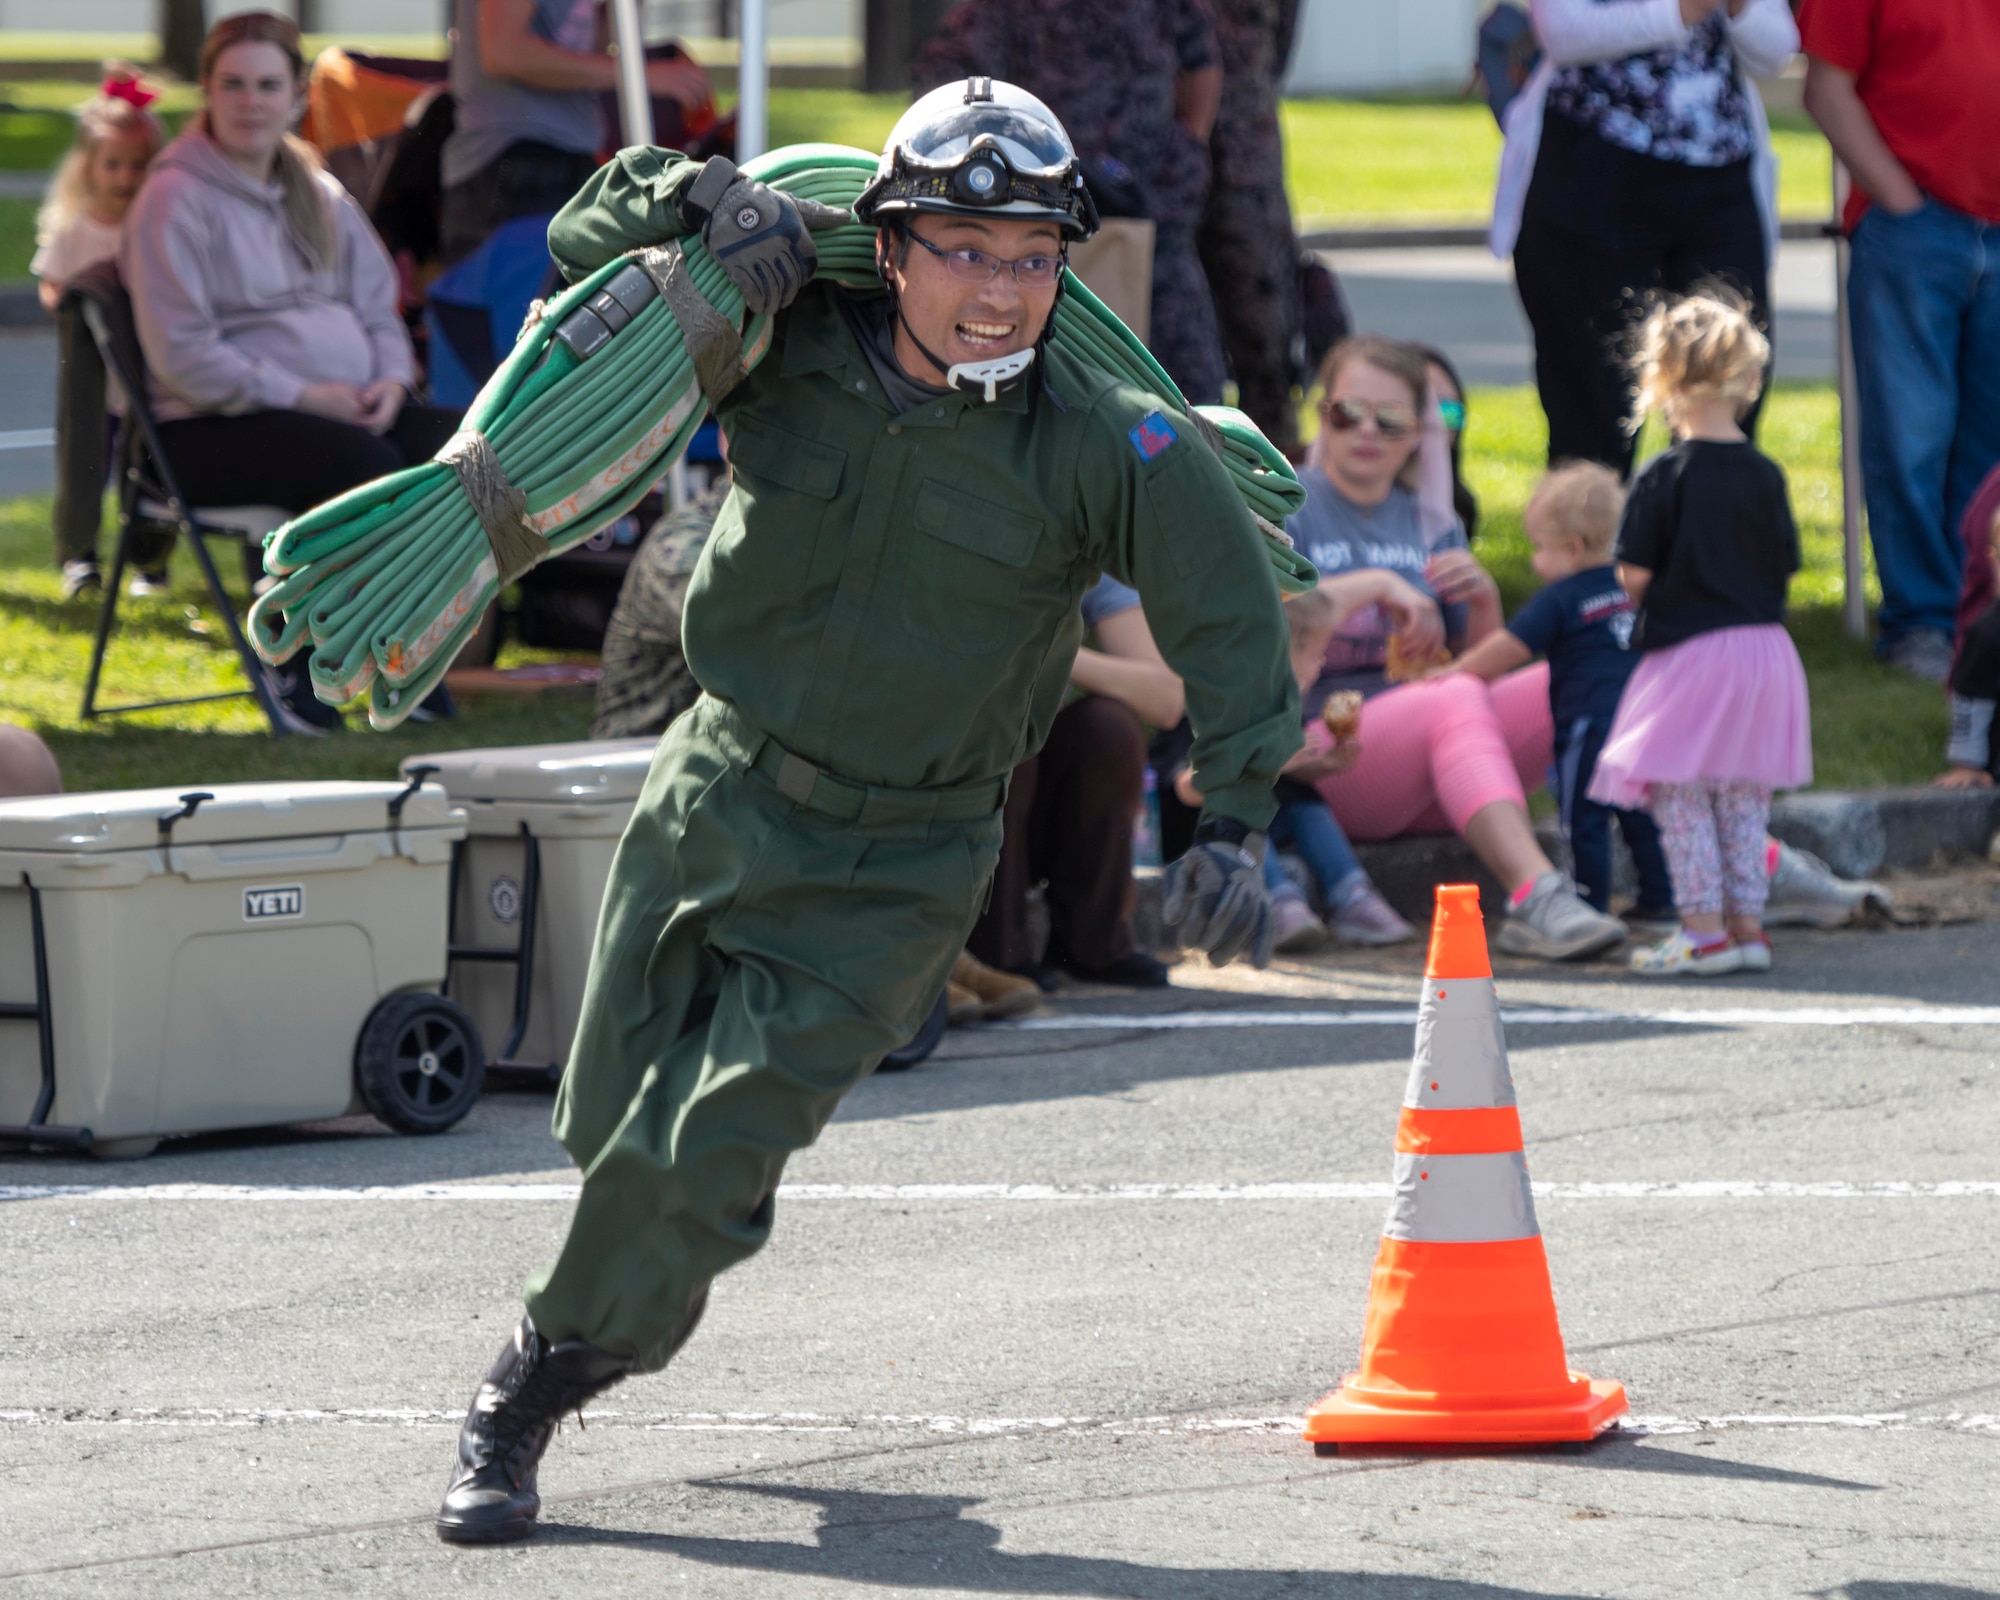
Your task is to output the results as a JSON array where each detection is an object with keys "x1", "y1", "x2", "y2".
[
  {"x1": 863, "y1": 0, "x2": 952, "y2": 94},
  {"x1": 297, "y1": 0, "x2": 322, "y2": 35},
  {"x1": 159, "y1": 0, "x2": 206, "y2": 83}
]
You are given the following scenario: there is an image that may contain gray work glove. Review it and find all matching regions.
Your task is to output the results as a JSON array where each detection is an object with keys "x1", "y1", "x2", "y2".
[
  {"x1": 684, "y1": 155, "x2": 845, "y2": 316},
  {"x1": 1162, "y1": 819, "x2": 1276, "y2": 969}
]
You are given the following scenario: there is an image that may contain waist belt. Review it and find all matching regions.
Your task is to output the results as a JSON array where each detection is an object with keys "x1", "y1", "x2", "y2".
[{"x1": 706, "y1": 698, "x2": 1004, "y2": 826}]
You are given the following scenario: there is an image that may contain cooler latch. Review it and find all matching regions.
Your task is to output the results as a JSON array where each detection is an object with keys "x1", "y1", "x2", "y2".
[{"x1": 156, "y1": 791, "x2": 213, "y2": 846}]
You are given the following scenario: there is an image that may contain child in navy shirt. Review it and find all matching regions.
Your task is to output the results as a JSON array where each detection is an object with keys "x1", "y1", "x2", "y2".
[{"x1": 1451, "y1": 463, "x2": 1675, "y2": 921}]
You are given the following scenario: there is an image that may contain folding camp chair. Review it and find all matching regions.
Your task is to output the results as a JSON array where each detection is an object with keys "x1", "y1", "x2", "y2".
[{"x1": 61, "y1": 262, "x2": 303, "y2": 736}]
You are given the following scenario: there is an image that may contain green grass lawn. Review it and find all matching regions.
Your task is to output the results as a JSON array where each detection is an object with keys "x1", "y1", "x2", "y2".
[{"x1": 1458, "y1": 381, "x2": 1948, "y2": 792}]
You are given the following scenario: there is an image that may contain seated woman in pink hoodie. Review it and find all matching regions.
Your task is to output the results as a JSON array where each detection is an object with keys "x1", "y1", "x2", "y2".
[{"x1": 120, "y1": 12, "x2": 459, "y2": 588}]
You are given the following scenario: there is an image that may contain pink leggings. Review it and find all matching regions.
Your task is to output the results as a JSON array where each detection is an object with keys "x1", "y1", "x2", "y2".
[
  {"x1": 1650, "y1": 780, "x2": 1771, "y2": 918},
  {"x1": 1316, "y1": 665, "x2": 1555, "y2": 843}
]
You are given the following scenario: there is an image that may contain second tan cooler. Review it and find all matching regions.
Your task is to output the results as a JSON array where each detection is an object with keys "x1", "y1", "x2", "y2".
[{"x1": 404, "y1": 740, "x2": 657, "y2": 1083}]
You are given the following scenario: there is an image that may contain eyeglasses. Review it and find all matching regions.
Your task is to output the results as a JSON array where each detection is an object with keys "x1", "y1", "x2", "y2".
[
  {"x1": 1438, "y1": 398, "x2": 1466, "y2": 433},
  {"x1": 905, "y1": 229, "x2": 1062, "y2": 288},
  {"x1": 1321, "y1": 397, "x2": 1417, "y2": 438}
]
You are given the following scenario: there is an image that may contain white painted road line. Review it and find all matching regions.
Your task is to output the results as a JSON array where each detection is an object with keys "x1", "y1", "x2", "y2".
[
  {"x1": 1, "y1": 1405, "x2": 1993, "y2": 1438},
  {"x1": 0, "y1": 428, "x2": 55, "y2": 452},
  {"x1": 985, "y1": 1005, "x2": 2000, "y2": 1031},
  {"x1": 4, "y1": 1180, "x2": 1998, "y2": 1204}
]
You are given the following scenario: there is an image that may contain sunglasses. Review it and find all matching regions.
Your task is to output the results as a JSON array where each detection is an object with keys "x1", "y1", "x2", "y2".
[{"x1": 1322, "y1": 397, "x2": 1417, "y2": 438}]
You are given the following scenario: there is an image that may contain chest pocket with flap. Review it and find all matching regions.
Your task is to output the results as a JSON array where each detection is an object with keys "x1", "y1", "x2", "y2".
[
  {"x1": 902, "y1": 477, "x2": 1048, "y2": 655},
  {"x1": 712, "y1": 413, "x2": 847, "y2": 595}
]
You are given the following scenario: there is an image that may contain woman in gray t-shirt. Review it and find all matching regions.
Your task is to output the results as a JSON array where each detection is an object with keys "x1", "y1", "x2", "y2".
[{"x1": 1284, "y1": 336, "x2": 1628, "y2": 961}]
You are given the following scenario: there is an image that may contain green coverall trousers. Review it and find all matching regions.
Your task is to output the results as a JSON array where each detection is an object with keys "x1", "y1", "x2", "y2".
[{"x1": 523, "y1": 695, "x2": 1004, "y2": 1370}]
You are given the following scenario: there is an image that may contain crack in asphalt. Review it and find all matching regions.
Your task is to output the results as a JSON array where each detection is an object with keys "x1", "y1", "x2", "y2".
[{"x1": 1566, "y1": 1284, "x2": 2000, "y2": 1353}]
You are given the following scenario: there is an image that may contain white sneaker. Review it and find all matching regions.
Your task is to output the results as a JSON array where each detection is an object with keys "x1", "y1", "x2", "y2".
[
  {"x1": 1765, "y1": 843, "x2": 1885, "y2": 927},
  {"x1": 127, "y1": 567, "x2": 172, "y2": 598},
  {"x1": 1494, "y1": 872, "x2": 1627, "y2": 961},
  {"x1": 60, "y1": 559, "x2": 102, "y2": 600},
  {"x1": 1738, "y1": 938, "x2": 1772, "y2": 973},
  {"x1": 1629, "y1": 930, "x2": 1745, "y2": 977}
]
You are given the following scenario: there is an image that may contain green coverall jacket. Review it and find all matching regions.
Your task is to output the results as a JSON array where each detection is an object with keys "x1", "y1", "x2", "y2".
[{"x1": 523, "y1": 151, "x2": 1300, "y2": 1369}]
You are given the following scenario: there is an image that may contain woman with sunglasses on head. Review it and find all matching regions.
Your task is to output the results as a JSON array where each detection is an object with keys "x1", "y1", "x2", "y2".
[{"x1": 1287, "y1": 335, "x2": 1626, "y2": 960}]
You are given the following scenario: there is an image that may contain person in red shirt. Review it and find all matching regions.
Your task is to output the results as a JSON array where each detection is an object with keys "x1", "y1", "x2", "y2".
[{"x1": 1801, "y1": 0, "x2": 2000, "y2": 682}]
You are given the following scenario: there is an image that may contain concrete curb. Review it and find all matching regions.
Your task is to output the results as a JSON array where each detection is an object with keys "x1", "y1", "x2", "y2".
[{"x1": 1128, "y1": 787, "x2": 2000, "y2": 953}]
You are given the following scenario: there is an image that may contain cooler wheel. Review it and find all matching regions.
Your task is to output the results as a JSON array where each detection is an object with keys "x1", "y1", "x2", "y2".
[{"x1": 356, "y1": 993, "x2": 486, "y2": 1135}]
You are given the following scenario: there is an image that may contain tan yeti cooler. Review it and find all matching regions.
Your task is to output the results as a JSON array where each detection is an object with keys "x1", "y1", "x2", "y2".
[
  {"x1": 0, "y1": 778, "x2": 480, "y2": 1159},
  {"x1": 401, "y1": 740, "x2": 656, "y2": 1085}
]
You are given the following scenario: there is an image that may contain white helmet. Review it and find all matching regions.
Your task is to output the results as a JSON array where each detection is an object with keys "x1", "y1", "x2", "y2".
[{"x1": 854, "y1": 77, "x2": 1099, "y2": 239}]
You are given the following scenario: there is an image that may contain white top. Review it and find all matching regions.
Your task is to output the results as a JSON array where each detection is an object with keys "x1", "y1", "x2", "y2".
[
  {"x1": 29, "y1": 212, "x2": 122, "y2": 288},
  {"x1": 1489, "y1": 0, "x2": 1799, "y2": 260}
]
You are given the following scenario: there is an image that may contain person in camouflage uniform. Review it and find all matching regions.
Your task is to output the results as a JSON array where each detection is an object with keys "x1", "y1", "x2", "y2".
[
  {"x1": 589, "y1": 476, "x2": 727, "y2": 740},
  {"x1": 1197, "y1": 0, "x2": 1303, "y2": 453},
  {"x1": 916, "y1": 0, "x2": 1230, "y2": 405}
]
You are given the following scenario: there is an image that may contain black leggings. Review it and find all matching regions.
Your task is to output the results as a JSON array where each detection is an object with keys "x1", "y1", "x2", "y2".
[
  {"x1": 1514, "y1": 111, "x2": 1770, "y2": 475},
  {"x1": 155, "y1": 404, "x2": 463, "y2": 517}
]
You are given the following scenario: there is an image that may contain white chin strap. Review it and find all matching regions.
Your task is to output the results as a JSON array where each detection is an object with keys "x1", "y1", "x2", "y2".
[{"x1": 946, "y1": 348, "x2": 1036, "y2": 403}]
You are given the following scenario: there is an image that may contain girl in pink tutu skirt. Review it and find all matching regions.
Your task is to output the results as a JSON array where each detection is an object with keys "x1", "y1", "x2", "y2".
[{"x1": 1591, "y1": 291, "x2": 1812, "y2": 976}]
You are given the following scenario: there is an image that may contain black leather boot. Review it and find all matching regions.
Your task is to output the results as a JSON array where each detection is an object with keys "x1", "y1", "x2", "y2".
[{"x1": 435, "y1": 1315, "x2": 632, "y2": 1544}]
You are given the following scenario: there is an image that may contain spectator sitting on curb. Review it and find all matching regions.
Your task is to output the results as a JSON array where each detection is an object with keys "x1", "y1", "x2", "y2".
[
  {"x1": 1175, "y1": 583, "x2": 1415, "y2": 952},
  {"x1": 968, "y1": 575, "x2": 1183, "y2": 992},
  {"x1": 1288, "y1": 333, "x2": 1626, "y2": 962}
]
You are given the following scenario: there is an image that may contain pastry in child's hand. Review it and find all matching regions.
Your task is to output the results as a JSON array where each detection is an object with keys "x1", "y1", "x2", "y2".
[
  {"x1": 1320, "y1": 690, "x2": 1363, "y2": 741},
  {"x1": 1384, "y1": 632, "x2": 1453, "y2": 684}
]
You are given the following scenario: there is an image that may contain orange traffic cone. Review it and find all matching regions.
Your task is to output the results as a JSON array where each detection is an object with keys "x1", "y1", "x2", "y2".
[{"x1": 1304, "y1": 884, "x2": 1626, "y2": 1450}]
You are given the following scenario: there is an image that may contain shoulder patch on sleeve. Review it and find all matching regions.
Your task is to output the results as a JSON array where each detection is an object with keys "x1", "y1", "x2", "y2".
[{"x1": 1129, "y1": 410, "x2": 1179, "y2": 462}]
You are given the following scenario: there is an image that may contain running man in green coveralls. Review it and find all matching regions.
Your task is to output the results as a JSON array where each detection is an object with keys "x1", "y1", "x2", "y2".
[{"x1": 436, "y1": 79, "x2": 1301, "y2": 1544}]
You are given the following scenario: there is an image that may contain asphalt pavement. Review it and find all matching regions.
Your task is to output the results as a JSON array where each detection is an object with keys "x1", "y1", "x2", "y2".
[{"x1": 2, "y1": 900, "x2": 1996, "y2": 1597}]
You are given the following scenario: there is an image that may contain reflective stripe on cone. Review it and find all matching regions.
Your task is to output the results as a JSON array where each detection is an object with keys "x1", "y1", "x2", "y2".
[{"x1": 1384, "y1": 1151, "x2": 1537, "y2": 1243}]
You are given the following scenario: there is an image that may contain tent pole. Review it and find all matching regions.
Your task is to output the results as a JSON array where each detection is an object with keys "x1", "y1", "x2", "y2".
[
  {"x1": 1833, "y1": 157, "x2": 1867, "y2": 641},
  {"x1": 609, "y1": 0, "x2": 655, "y2": 147},
  {"x1": 738, "y1": 0, "x2": 768, "y2": 161}
]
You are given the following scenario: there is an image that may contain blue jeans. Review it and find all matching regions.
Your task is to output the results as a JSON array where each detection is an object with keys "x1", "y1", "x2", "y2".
[
  {"x1": 1847, "y1": 197, "x2": 2000, "y2": 645},
  {"x1": 1556, "y1": 715, "x2": 1674, "y2": 914},
  {"x1": 1267, "y1": 796, "x2": 1364, "y2": 908}
]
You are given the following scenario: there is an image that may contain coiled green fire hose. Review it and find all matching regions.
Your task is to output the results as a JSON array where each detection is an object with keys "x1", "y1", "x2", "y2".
[{"x1": 249, "y1": 144, "x2": 1317, "y2": 730}]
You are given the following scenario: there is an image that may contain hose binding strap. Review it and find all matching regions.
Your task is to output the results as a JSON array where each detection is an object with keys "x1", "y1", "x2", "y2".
[
  {"x1": 436, "y1": 429, "x2": 549, "y2": 585},
  {"x1": 635, "y1": 242, "x2": 746, "y2": 405}
]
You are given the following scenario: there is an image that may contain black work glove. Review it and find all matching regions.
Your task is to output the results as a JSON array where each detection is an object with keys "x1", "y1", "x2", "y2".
[
  {"x1": 683, "y1": 155, "x2": 841, "y2": 316},
  {"x1": 1162, "y1": 817, "x2": 1275, "y2": 969}
]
